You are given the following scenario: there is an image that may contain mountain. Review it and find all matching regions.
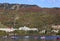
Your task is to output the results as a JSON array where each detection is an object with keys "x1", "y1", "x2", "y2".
[
  {"x1": 0, "y1": 3, "x2": 60, "y2": 13},
  {"x1": 0, "y1": 3, "x2": 60, "y2": 29},
  {"x1": 0, "y1": 3, "x2": 41, "y2": 12},
  {"x1": 0, "y1": 3, "x2": 60, "y2": 12}
]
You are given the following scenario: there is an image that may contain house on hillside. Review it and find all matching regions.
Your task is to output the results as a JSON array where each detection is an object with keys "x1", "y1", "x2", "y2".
[
  {"x1": 0, "y1": 28, "x2": 16, "y2": 32},
  {"x1": 39, "y1": 30, "x2": 46, "y2": 33},
  {"x1": 51, "y1": 30, "x2": 59, "y2": 33},
  {"x1": 19, "y1": 26, "x2": 31, "y2": 31},
  {"x1": 19, "y1": 26, "x2": 38, "y2": 31},
  {"x1": 52, "y1": 25, "x2": 60, "y2": 29}
]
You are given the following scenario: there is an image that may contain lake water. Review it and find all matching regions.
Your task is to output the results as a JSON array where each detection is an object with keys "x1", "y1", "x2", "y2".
[{"x1": 0, "y1": 35, "x2": 60, "y2": 41}]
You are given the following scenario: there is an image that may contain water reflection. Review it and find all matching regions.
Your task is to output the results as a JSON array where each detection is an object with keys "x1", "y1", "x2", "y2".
[{"x1": 0, "y1": 36, "x2": 60, "y2": 41}]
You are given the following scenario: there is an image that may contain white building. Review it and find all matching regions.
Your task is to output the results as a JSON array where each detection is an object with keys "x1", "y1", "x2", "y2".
[
  {"x1": 0, "y1": 26, "x2": 38, "y2": 32},
  {"x1": 51, "y1": 30, "x2": 59, "y2": 33},
  {"x1": 30, "y1": 28, "x2": 38, "y2": 31},
  {"x1": 0, "y1": 28, "x2": 16, "y2": 32},
  {"x1": 52, "y1": 25, "x2": 60, "y2": 29},
  {"x1": 19, "y1": 26, "x2": 38, "y2": 31},
  {"x1": 19, "y1": 26, "x2": 31, "y2": 31},
  {"x1": 39, "y1": 30, "x2": 46, "y2": 33}
]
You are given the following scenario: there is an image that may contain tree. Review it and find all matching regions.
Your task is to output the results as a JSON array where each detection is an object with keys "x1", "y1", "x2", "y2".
[{"x1": 56, "y1": 30, "x2": 60, "y2": 35}]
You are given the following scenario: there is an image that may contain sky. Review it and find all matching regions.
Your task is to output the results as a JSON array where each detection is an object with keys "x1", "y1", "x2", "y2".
[{"x1": 0, "y1": 0, "x2": 60, "y2": 8}]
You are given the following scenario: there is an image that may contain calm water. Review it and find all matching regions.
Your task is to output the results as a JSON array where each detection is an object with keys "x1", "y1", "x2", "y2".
[{"x1": 0, "y1": 36, "x2": 60, "y2": 41}]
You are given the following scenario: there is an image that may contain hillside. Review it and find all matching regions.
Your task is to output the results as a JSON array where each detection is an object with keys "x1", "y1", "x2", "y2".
[{"x1": 0, "y1": 3, "x2": 60, "y2": 29}]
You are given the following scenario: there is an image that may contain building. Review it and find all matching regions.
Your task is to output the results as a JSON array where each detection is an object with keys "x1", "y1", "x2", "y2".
[
  {"x1": 0, "y1": 28, "x2": 16, "y2": 32},
  {"x1": 52, "y1": 25, "x2": 60, "y2": 29},
  {"x1": 19, "y1": 26, "x2": 38, "y2": 31}
]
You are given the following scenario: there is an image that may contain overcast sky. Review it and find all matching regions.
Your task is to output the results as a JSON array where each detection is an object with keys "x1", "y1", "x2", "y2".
[{"x1": 0, "y1": 0, "x2": 60, "y2": 8}]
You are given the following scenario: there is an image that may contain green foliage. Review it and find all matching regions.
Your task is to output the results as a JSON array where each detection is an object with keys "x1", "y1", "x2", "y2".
[
  {"x1": 0, "y1": 31, "x2": 7, "y2": 36},
  {"x1": 0, "y1": 11, "x2": 58, "y2": 28},
  {"x1": 0, "y1": 11, "x2": 60, "y2": 35},
  {"x1": 0, "y1": 22, "x2": 8, "y2": 28},
  {"x1": 56, "y1": 30, "x2": 60, "y2": 35}
]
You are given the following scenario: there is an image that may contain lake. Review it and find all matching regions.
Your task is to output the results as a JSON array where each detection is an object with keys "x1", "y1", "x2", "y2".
[{"x1": 0, "y1": 35, "x2": 60, "y2": 41}]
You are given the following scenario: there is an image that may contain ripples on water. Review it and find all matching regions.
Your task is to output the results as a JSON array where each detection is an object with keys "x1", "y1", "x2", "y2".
[{"x1": 0, "y1": 36, "x2": 60, "y2": 41}]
